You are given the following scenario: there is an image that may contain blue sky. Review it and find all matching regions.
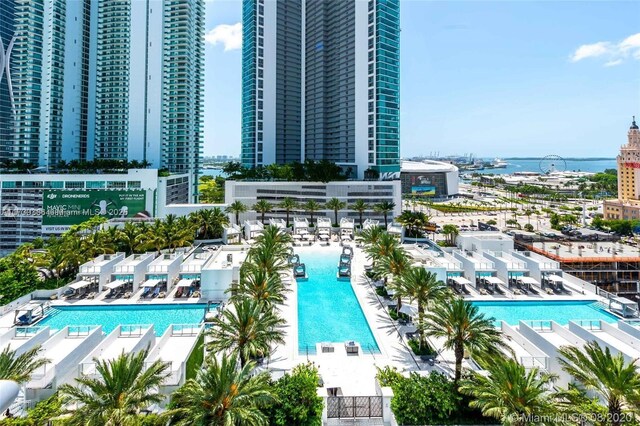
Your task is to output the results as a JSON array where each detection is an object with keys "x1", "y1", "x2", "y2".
[{"x1": 203, "y1": 0, "x2": 640, "y2": 159}]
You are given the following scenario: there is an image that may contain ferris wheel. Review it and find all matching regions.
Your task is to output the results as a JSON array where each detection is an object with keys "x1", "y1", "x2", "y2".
[{"x1": 539, "y1": 155, "x2": 567, "y2": 174}]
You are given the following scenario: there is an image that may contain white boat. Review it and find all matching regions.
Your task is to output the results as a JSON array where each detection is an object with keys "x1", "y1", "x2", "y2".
[{"x1": 492, "y1": 158, "x2": 508, "y2": 168}]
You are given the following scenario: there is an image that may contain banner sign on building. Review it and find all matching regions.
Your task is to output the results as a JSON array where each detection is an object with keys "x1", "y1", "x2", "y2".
[
  {"x1": 411, "y1": 185, "x2": 436, "y2": 196},
  {"x1": 42, "y1": 190, "x2": 147, "y2": 233}
]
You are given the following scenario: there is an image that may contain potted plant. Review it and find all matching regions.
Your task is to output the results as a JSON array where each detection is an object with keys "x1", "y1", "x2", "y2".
[{"x1": 408, "y1": 338, "x2": 437, "y2": 362}]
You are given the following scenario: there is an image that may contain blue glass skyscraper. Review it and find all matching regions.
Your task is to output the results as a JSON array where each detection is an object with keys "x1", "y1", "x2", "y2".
[{"x1": 241, "y1": 0, "x2": 400, "y2": 178}]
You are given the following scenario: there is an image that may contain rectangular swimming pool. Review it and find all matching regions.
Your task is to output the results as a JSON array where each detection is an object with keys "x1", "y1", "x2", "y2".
[
  {"x1": 37, "y1": 304, "x2": 210, "y2": 336},
  {"x1": 296, "y1": 248, "x2": 380, "y2": 354},
  {"x1": 472, "y1": 300, "x2": 619, "y2": 326}
]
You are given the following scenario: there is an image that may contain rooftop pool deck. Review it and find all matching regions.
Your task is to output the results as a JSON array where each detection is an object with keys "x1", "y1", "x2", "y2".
[
  {"x1": 472, "y1": 300, "x2": 620, "y2": 326},
  {"x1": 37, "y1": 303, "x2": 210, "y2": 336},
  {"x1": 296, "y1": 247, "x2": 380, "y2": 354}
]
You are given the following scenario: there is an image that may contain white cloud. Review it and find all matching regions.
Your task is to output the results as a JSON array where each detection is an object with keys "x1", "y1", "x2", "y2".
[
  {"x1": 570, "y1": 42, "x2": 611, "y2": 62},
  {"x1": 570, "y1": 32, "x2": 640, "y2": 66},
  {"x1": 205, "y1": 22, "x2": 242, "y2": 51}
]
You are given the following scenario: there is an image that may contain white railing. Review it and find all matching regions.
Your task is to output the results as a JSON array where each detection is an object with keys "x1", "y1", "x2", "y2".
[
  {"x1": 171, "y1": 324, "x2": 201, "y2": 337},
  {"x1": 68, "y1": 325, "x2": 98, "y2": 337},
  {"x1": 520, "y1": 356, "x2": 549, "y2": 371},
  {"x1": 119, "y1": 324, "x2": 151, "y2": 337},
  {"x1": 524, "y1": 320, "x2": 553, "y2": 331},
  {"x1": 79, "y1": 362, "x2": 98, "y2": 377},
  {"x1": 14, "y1": 326, "x2": 44, "y2": 338},
  {"x1": 574, "y1": 319, "x2": 602, "y2": 330},
  {"x1": 30, "y1": 363, "x2": 54, "y2": 388}
]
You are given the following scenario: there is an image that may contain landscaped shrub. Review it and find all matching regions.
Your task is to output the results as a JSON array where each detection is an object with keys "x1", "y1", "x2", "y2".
[
  {"x1": 267, "y1": 362, "x2": 323, "y2": 426},
  {"x1": 407, "y1": 338, "x2": 436, "y2": 356},
  {"x1": 389, "y1": 372, "x2": 460, "y2": 425}
]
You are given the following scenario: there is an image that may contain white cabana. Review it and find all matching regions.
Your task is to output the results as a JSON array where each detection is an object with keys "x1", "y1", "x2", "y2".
[
  {"x1": 386, "y1": 288, "x2": 396, "y2": 297},
  {"x1": 268, "y1": 218, "x2": 286, "y2": 229},
  {"x1": 176, "y1": 279, "x2": 194, "y2": 288},
  {"x1": 318, "y1": 233, "x2": 329, "y2": 240},
  {"x1": 362, "y1": 219, "x2": 379, "y2": 230},
  {"x1": 104, "y1": 280, "x2": 126, "y2": 290},
  {"x1": 547, "y1": 274, "x2": 565, "y2": 282},
  {"x1": 450, "y1": 276, "x2": 472, "y2": 285},
  {"x1": 317, "y1": 217, "x2": 332, "y2": 233},
  {"x1": 69, "y1": 280, "x2": 91, "y2": 290},
  {"x1": 517, "y1": 276, "x2": 539, "y2": 286},
  {"x1": 484, "y1": 276, "x2": 505, "y2": 285},
  {"x1": 399, "y1": 304, "x2": 418, "y2": 318},
  {"x1": 142, "y1": 279, "x2": 160, "y2": 288}
]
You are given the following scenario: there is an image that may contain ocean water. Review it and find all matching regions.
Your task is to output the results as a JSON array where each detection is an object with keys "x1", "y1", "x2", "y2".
[
  {"x1": 296, "y1": 248, "x2": 380, "y2": 354},
  {"x1": 476, "y1": 158, "x2": 617, "y2": 175}
]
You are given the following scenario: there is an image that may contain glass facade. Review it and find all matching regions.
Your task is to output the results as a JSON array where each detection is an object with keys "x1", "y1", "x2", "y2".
[
  {"x1": 162, "y1": 0, "x2": 205, "y2": 199},
  {"x1": 241, "y1": 0, "x2": 258, "y2": 168},
  {"x1": 0, "y1": 0, "x2": 15, "y2": 163},
  {"x1": 241, "y1": 0, "x2": 400, "y2": 175},
  {"x1": 373, "y1": 0, "x2": 400, "y2": 173},
  {"x1": 95, "y1": 0, "x2": 131, "y2": 160}
]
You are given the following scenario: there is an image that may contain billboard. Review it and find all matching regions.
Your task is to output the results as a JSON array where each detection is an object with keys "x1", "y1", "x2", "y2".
[
  {"x1": 42, "y1": 190, "x2": 147, "y2": 232},
  {"x1": 411, "y1": 185, "x2": 436, "y2": 196}
]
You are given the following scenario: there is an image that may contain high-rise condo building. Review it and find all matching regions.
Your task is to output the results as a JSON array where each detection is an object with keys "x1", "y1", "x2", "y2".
[
  {"x1": 0, "y1": 0, "x2": 92, "y2": 168},
  {"x1": 0, "y1": 0, "x2": 204, "y2": 198},
  {"x1": 241, "y1": 0, "x2": 400, "y2": 179}
]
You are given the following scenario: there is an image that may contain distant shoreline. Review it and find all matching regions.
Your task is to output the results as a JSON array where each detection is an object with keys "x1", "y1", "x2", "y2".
[{"x1": 502, "y1": 157, "x2": 615, "y2": 161}]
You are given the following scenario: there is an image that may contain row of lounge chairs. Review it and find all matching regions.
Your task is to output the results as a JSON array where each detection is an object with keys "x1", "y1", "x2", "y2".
[
  {"x1": 141, "y1": 286, "x2": 166, "y2": 299},
  {"x1": 175, "y1": 286, "x2": 200, "y2": 298}
]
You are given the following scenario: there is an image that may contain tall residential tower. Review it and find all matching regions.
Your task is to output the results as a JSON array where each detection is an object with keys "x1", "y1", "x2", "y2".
[
  {"x1": 0, "y1": 0, "x2": 204, "y2": 197},
  {"x1": 241, "y1": 0, "x2": 400, "y2": 178}
]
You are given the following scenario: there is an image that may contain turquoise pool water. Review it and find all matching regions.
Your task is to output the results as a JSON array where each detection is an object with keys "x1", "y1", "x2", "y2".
[
  {"x1": 472, "y1": 300, "x2": 619, "y2": 326},
  {"x1": 297, "y1": 249, "x2": 380, "y2": 354},
  {"x1": 37, "y1": 304, "x2": 209, "y2": 336}
]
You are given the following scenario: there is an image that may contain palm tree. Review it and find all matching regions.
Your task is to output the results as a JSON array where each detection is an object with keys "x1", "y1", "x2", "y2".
[
  {"x1": 399, "y1": 268, "x2": 451, "y2": 350},
  {"x1": 141, "y1": 219, "x2": 168, "y2": 254},
  {"x1": 357, "y1": 225, "x2": 384, "y2": 249},
  {"x1": 375, "y1": 247, "x2": 410, "y2": 308},
  {"x1": 0, "y1": 345, "x2": 49, "y2": 384},
  {"x1": 558, "y1": 341, "x2": 640, "y2": 426},
  {"x1": 397, "y1": 210, "x2": 432, "y2": 238},
  {"x1": 351, "y1": 200, "x2": 369, "y2": 229},
  {"x1": 161, "y1": 214, "x2": 194, "y2": 251},
  {"x1": 249, "y1": 225, "x2": 292, "y2": 273},
  {"x1": 424, "y1": 298, "x2": 507, "y2": 385},
  {"x1": 326, "y1": 197, "x2": 347, "y2": 226},
  {"x1": 253, "y1": 200, "x2": 273, "y2": 225},
  {"x1": 191, "y1": 207, "x2": 229, "y2": 239},
  {"x1": 302, "y1": 200, "x2": 322, "y2": 227},
  {"x1": 374, "y1": 201, "x2": 396, "y2": 228},
  {"x1": 365, "y1": 231, "x2": 399, "y2": 270},
  {"x1": 459, "y1": 356, "x2": 558, "y2": 426},
  {"x1": 207, "y1": 298, "x2": 286, "y2": 367},
  {"x1": 168, "y1": 354, "x2": 275, "y2": 426},
  {"x1": 279, "y1": 198, "x2": 298, "y2": 227},
  {"x1": 226, "y1": 201, "x2": 247, "y2": 225},
  {"x1": 231, "y1": 264, "x2": 288, "y2": 310},
  {"x1": 442, "y1": 224, "x2": 460, "y2": 246},
  {"x1": 118, "y1": 222, "x2": 142, "y2": 255},
  {"x1": 59, "y1": 349, "x2": 169, "y2": 425}
]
